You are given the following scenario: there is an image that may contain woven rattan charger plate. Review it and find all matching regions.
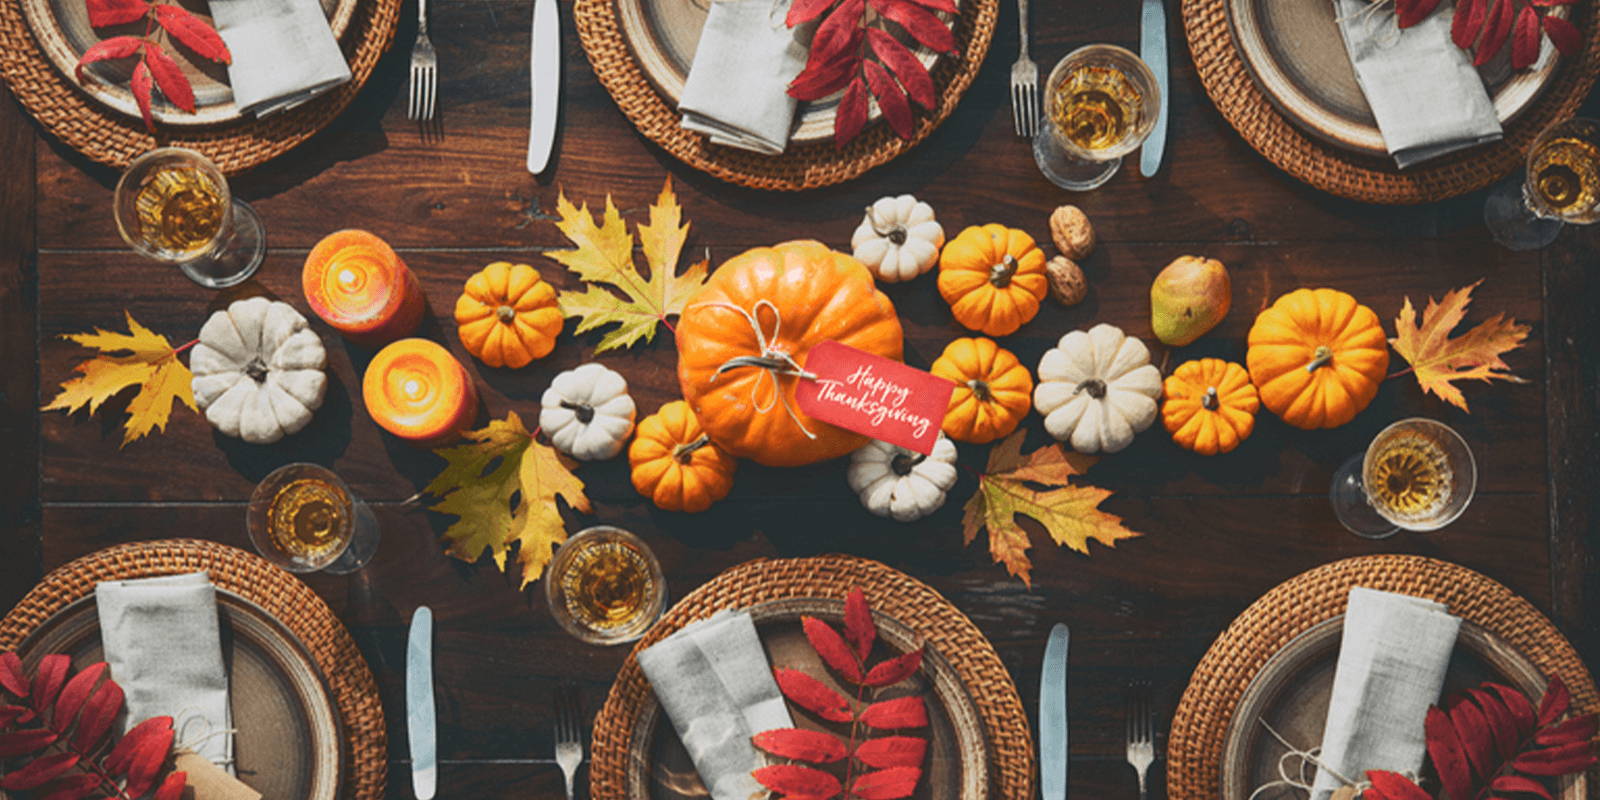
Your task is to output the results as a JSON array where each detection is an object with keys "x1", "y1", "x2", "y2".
[
  {"x1": 1168, "y1": 555, "x2": 1600, "y2": 800},
  {"x1": 572, "y1": 0, "x2": 997, "y2": 191},
  {"x1": 0, "y1": 0, "x2": 400, "y2": 174},
  {"x1": 0, "y1": 539, "x2": 388, "y2": 800},
  {"x1": 1183, "y1": 0, "x2": 1600, "y2": 204},
  {"x1": 590, "y1": 555, "x2": 1035, "y2": 799}
]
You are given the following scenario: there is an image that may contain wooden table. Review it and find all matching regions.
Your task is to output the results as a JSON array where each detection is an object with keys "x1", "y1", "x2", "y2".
[{"x1": 3, "y1": 3, "x2": 1598, "y2": 797}]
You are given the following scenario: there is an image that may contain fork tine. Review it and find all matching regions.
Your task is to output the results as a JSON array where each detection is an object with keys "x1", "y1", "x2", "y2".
[
  {"x1": 409, "y1": 67, "x2": 421, "y2": 120},
  {"x1": 1030, "y1": 83, "x2": 1041, "y2": 136},
  {"x1": 427, "y1": 68, "x2": 437, "y2": 120}
]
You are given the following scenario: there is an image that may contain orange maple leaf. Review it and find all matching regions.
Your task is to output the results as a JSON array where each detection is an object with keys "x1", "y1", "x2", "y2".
[{"x1": 1390, "y1": 280, "x2": 1530, "y2": 412}]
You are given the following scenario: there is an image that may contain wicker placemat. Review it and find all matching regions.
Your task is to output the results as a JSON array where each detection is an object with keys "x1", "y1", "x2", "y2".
[
  {"x1": 0, "y1": 539, "x2": 388, "y2": 800},
  {"x1": 590, "y1": 555, "x2": 1034, "y2": 799},
  {"x1": 572, "y1": 0, "x2": 997, "y2": 191},
  {"x1": 0, "y1": 0, "x2": 400, "y2": 175},
  {"x1": 1168, "y1": 555, "x2": 1599, "y2": 800},
  {"x1": 1182, "y1": 0, "x2": 1600, "y2": 204}
]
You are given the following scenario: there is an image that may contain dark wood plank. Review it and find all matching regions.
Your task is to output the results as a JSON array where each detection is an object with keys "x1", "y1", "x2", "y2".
[{"x1": 0, "y1": 86, "x2": 40, "y2": 612}]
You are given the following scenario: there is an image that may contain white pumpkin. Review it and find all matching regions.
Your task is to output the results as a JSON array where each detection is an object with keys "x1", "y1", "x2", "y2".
[
  {"x1": 190, "y1": 297, "x2": 328, "y2": 445},
  {"x1": 851, "y1": 194, "x2": 945, "y2": 283},
  {"x1": 1033, "y1": 323, "x2": 1162, "y2": 454},
  {"x1": 847, "y1": 434, "x2": 959, "y2": 522},
  {"x1": 539, "y1": 362, "x2": 636, "y2": 461}
]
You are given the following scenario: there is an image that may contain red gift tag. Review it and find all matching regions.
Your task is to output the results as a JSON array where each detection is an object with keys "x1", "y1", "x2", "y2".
[{"x1": 795, "y1": 340, "x2": 955, "y2": 455}]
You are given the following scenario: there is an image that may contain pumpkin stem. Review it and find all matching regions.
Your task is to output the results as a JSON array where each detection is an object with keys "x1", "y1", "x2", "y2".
[
  {"x1": 1074, "y1": 378, "x2": 1107, "y2": 399},
  {"x1": 1202, "y1": 386, "x2": 1218, "y2": 410},
  {"x1": 559, "y1": 400, "x2": 595, "y2": 424},
  {"x1": 989, "y1": 255, "x2": 1017, "y2": 288},
  {"x1": 967, "y1": 379, "x2": 992, "y2": 401},
  {"x1": 245, "y1": 358, "x2": 268, "y2": 383},
  {"x1": 890, "y1": 451, "x2": 927, "y2": 476},
  {"x1": 672, "y1": 434, "x2": 712, "y2": 464},
  {"x1": 866, "y1": 205, "x2": 908, "y2": 245},
  {"x1": 496, "y1": 305, "x2": 517, "y2": 324},
  {"x1": 1305, "y1": 345, "x2": 1334, "y2": 372}
]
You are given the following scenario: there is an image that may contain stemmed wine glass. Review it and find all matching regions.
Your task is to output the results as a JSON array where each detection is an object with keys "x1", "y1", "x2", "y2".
[
  {"x1": 1485, "y1": 117, "x2": 1600, "y2": 251},
  {"x1": 247, "y1": 463, "x2": 380, "y2": 574},
  {"x1": 1033, "y1": 44, "x2": 1162, "y2": 191},
  {"x1": 113, "y1": 147, "x2": 266, "y2": 288},
  {"x1": 1329, "y1": 418, "x2": 1477, "y2": 539}
]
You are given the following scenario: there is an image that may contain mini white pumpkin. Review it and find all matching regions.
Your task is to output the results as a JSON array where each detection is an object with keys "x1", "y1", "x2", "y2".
[
  {"x1": 1033, "y1": 323, "x2": 1162, "y2": 454},
  {"x1": 539, "y1": 362, "x2": 637, "y2": 461},
  {"x1": 847, "y1": 434, "x2": 959, "y2": 522},
  {"x1": 190, "y1": 297, "x2": 328, "y2": 445},
  {"x1": 851, "y1": 194, "x2": 945, "y2": 283}
]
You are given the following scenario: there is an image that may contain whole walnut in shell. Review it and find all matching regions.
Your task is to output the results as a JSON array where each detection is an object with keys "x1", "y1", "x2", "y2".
[
  {"x1": 1046, "y1": 256, "x2": 1087, "y2": 306},
  {"x1": 1049, "y1": 205, "x2": 1095, "y2": 260}
]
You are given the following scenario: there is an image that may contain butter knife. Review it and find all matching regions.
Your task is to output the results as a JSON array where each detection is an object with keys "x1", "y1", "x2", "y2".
[
  {"x1": 1040, "y1": 623, "x2": 1070, "y2": 800},
  {"x1": 1139, "y1": 0, "x2": 1168, "y2": 178},
  {"x1": 407, "y1": 606, "x2": 437, "y2": 800},
  {"x1": 526, "y1": 0, "x2": 559, "y2": 174}
]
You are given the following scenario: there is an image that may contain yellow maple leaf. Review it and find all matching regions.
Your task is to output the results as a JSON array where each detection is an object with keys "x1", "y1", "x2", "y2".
[
  {"x1": 549, "y1": 178, "x2": 709, "y2": 352},
  {"x1": 426, "y1": 411, "x2": 591, "y2": 588},
  {"x1": 41, "y1": 311, "x2": 197, "y2": 447},
  {"x1": 960, "y1": 430, "x2": 1140, "y2": 586},
  {"x1": 1390, "y1": 280, "x2": 1530, "y2": 412}
]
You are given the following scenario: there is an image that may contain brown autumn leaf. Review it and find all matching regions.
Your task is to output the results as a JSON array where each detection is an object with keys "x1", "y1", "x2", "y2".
[
  {"x1": 1389, "y1": 279, "x2": 1529, "y2": 412},
  {"x1": 41, "y1": 312, "x2": 197, "y2": 447}
]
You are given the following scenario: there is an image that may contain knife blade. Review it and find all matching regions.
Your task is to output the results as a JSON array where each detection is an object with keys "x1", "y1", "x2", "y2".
[
  {"x1": 407, "y1": 606, "x2": 437, "y2": 800},
  {"x1": 526, "y1": 0, "x2": 559, "y2": 174},
  {"x1": 1040, "y1": 623, "x2": 1070, "y2": 800},
  {"x1": 1139, "y1": 0, "x2": 1168, "y2": 178}
]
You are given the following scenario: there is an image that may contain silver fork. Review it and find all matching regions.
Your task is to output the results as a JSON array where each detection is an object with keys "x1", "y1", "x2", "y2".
[
  {"x1": 1126, "y1": 682, "x2": 1155, "y2": 800},
  {"x1": 555, "y1": 685, "x2": 583, "y2": 800},
  {"x1": 406, "y1": 0, "x2": 437, "y2": 120},
  {"x1": 1008, "y1": 0, "x2": 1039, "y2": 137}
]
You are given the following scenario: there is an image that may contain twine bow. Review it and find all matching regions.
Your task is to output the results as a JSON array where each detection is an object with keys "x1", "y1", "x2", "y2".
[
  {"x1": 175, "y1": 707, "x2": 239, "y2": 769},
  {"x1": 689, "y1": 298, "x2": 819, "y2": 440},
  {"x1": 1247, "y1": 720, "x2": 1422, "y2": 800}
]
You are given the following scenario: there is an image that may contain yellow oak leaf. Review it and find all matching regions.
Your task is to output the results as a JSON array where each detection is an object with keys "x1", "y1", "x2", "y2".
[
  {"x1": 1390, "y1": 280, "x2": 1530, "y2": 412},
  {"x1": 961, "y1": 430, "x2": 1140, "y2": 586},
  {"x1": 41, "y1": 311, "x2": 197, "y2": 447},
  {"x1": 426, "y1": 411, "x2": 591, "y2": 588},
  {"x1": 549, "y1": 178, "x2": 709, "y2": 352}
]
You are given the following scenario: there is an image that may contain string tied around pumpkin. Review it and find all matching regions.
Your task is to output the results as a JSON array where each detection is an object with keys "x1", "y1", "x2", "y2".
[
  {"x1": 1246, "y1": 719, "x2": 1422, "y2": 800},
  {"x1": 689, "y1": 298, "x2": 819, "y2": 441}
]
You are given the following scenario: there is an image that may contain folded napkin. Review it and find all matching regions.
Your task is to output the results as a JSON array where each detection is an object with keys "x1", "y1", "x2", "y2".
[
  {"x1": 1310, "y1": 587, "x2": 1462, "y2": 800},
  {"x1": 96, "y1": 573, "x2": 234, "y2": 773},
  {"x1": 209, "y1": 0, "x2": 352, "y2": 117},
  {"x1": 679, "y1": 0, "x2": 808, "y2": 155},
  {"x1": 637, "y1": 610, "x2": 794, "y2": 800}
]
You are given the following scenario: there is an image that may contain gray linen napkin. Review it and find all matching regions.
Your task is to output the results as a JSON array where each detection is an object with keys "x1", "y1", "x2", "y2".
[
  {"x1": 1333, "y1": 0, "x2": 1502, "y2": 168},
  {"x1": 679, "y1": 0, "x2": 808, "y2": 155},
  {"x1": 637, "y1": 610, "x2": 793, "y2": 800},
  {"x1": 209, "y1": 0, "x2": 352, "y2": 117},
  {"x1": 96, "y1": 573, "x2": 233, "y2": 773},
  {"x1": 1310, "y1": 587, "x2": 1462, "y2": 800}
]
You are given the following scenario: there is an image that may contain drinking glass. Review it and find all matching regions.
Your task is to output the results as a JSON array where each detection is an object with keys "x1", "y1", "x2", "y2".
[
  {"x1": 1485, "y1": 117, "x2": 1600, "y2": 251},
  {"x1": 247, "y1": 463, "x2": 380, "y2": 574},
  {"x1": 113, "y1": 147, "x2": 266, "y2": 288},
  {"x1": 1329, "y1": 418, "x2": 1477, "y2": 539},
  {"x1": 545, "y1": 526, "x2": 666, "y2": 646},
  {"x1": 1033, "y1": 44, "x2": 1162, "y2": 191}
]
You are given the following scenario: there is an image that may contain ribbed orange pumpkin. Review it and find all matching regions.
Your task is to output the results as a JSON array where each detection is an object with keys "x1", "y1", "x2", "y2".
[
  {"x1": 454, "y1": 262, "x2": 562, "y2": 368},
  {"x1": 936, "y1": 224, "x2": 1048, "y2": 336},
  {"x1": 628, "y1": 401, "x2": 736, "y2": 512},
  {"x1": 676, "y1": 240, "x2": 904, "y2": 467},
  {"x1": 1161, "y1": 359, "x2": 1259, "y2": 455},
  {"x1": 930, "y1": 337, "x2": 1033, "y2": 444},
  {"x1": 1246, "y1": 288, "x2": 1390, "y2": 430}
]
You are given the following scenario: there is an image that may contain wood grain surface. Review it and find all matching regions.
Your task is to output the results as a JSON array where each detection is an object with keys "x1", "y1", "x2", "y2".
[{"x1": 3, "y1": 1, "x2": 1597, "y2": 798}]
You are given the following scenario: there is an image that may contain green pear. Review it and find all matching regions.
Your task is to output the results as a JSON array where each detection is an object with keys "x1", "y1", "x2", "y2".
[{"x1": 1150, "y1": 256, "x2": 1231, "y2": 346}]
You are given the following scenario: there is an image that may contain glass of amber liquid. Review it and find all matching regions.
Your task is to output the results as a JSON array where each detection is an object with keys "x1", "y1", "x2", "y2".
[
  {"x1": 1330, "y1": 418, "x2": 1478, "y2": 539},
  {"x1": 113, "y1": 147, "x2": 266, "y2": 288},
  {"x1": 1485, "y1": 117, "x2": 1600, "y2": 251},
  {"x1": 1033, "y1": 44, "x2": 1162, "y2": 191},
  {"x1": 545, "y1": 526, "x2": 666, "y2": 645},
  {"x1": 247, "y1": 463, "x2": 380, "y2": 574}
]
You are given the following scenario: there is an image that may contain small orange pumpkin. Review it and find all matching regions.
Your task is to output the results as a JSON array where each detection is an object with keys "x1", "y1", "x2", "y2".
[
  {"x1": 1246, "y1": 288, "x2": 1390, "y2": 430},
  {"x1": 930, "y1": 337, "x2": 1033, "y2": 444},
  {"x1": 937, "y1": 224, "x2": 1048, "y2": 336},
  {"x1": 628, "y1": 401, "x2": 736, "y2": 512},
  {"x1": 1161, "y1": 359, "x2": 1259, "y2": 455},
  {"x1": 454, "y1": 262, "x2": 563, "y2": 368}
]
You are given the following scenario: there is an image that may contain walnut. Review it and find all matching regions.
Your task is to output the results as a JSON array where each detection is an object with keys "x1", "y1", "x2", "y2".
[
  {"x1": 1046, "y1": 256, "x2": 1087, "y2": 306},
  {"x1": 1049, "y1": 205, "x2": 1095, "y2": 260}
]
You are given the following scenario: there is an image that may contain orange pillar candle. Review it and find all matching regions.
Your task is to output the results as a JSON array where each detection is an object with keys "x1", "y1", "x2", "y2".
[
  {"x1": 303, "y1": 230, "x2": 426, "y2": 346},
  {"x1": 363, "y1": 338, "x2": 479, "y2": 443}
]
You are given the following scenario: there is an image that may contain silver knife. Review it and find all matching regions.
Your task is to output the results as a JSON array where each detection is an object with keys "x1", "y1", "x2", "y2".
[
  {"x1": 1040, "y1": 623, "x2": 1070, "y2": 800},
  {"x1": 526, "y1": 0, "x2": 559, "y2": 174},
  {"x1": 407, "y1": 606, "x2": 437, "y2": 800},
  {"x1": 1139, "y1": 0, "x2": 1168, "y2": 178}
]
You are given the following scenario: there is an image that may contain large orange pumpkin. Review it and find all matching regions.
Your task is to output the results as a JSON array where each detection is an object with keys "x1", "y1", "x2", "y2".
[
  {"x1": 676, "y1": 240, "x2": 904, "y2": 467},
  {"x1": 1246, "y1": 288, "x2": 1390, "y2": 430}
]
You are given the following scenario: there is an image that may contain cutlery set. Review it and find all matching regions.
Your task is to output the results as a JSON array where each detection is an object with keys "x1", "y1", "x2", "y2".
[{"x1": 1040, "y1": 625, "x2": 1163, "y2": 800}]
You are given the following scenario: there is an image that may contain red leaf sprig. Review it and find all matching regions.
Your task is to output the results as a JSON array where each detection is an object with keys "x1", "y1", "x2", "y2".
[
  {"x1": 1363, "y1": 675, "x2": 1597, "y2": 800},
  {"x1": 1448, "y1": 0, "x2": 1580, "y2": 68},
  {"x1": 0, "y1": 651, "x2": 188, "y2": 800},
  {"x1": 752, "y1": 588, "x2": 929, "y2": 800},
  {"x1": 73, "y1": 0, "x2": 233, "y2": 133},
  {"x1": 785, "y1": 0, "x2": 958, "y2": 146}
]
